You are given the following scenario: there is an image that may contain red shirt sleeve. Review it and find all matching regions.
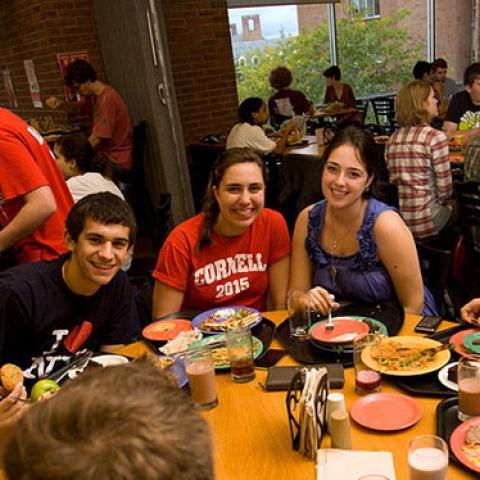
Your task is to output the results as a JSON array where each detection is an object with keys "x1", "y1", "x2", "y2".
[{"x1": 266, "y1": 209, "x2": 291, "y2": 265}]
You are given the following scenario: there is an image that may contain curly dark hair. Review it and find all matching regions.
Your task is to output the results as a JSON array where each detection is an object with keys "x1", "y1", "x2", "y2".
[
  {"x1": 56, "y1": 134, "x2": 110, "y2": 177},
  {"x1": 269, "y1": 66, "x2": 293, "y2": 90},
  {"x1": 66, "y1": 192, "x2": 137, "y2": 246},
  {"x1": 198, "y1": 148, "x2": 266, "y2": 249},
  {"x1": 64, "y1": 59, "x2": 97, "y2": 87}
]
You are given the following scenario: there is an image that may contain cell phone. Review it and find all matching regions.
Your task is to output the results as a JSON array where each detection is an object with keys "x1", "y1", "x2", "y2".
[
  {"x1": 255, "y1": 349, "x2": 287, "y2": 369},
  {"x1": 414, "y1": 315, "x2": 443, "y2": 334}
]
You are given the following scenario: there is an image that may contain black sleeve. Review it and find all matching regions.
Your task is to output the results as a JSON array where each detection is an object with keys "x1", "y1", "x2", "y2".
[
  {"x1": 0, "y1": 287, "x2": 30, "y2": 365},
  {"x1": 98, "y1": 272, "x2": 140, "y2": 347},
  {"x1": 445, "y1": 93, "x2": 465, "y2": 124}
]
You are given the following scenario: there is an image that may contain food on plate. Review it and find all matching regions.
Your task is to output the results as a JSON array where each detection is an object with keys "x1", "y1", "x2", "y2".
[
  {"x1": 153, "y1": 356, "x2": 176, "y2": 370},
  {"x1": 159, "y1": 329, "x2": 203, "y2": 355},
  {"x1": 210, "y1": 347, "x2": 229, "y2": 367},
  {"x1": 199, "y1": 309, "x2": 259, "y2": 332},
  {"x1": 287, "y1": 128, "x2": 302, "y2": 145},
  {"x1": 323, "y1": 101, "x2": 344, "y2": 112},
  {"x1": 30, "y1": 379, "x2": 60, "y2": 402},
  {"x1": 369, "y1": 340, "x2": 444, "y2": 371},
  {"x1": 462, "y1": 424, "x2": 480, "y2": 467},
  {"x1": 149, "y1": 321, "x2": 177, "y2": 333},
  {"x1": 447, "y1": 364, "x2": 458, "y2": 383},
  {"x1": 0, "y1": 363, "x2": 23, "y2": 391}
]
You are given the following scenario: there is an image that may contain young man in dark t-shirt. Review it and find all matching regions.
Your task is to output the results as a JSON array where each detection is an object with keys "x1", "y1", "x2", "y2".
[
  {"x1": 0, "y1": 192, "x2": 140, "y2": 380},
  {"x1": 444, "y1": 62, "x2": 480, "y2": 139}
]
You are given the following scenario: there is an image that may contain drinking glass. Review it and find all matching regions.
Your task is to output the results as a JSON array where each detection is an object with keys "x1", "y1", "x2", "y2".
[
  {"x1": 457, "y1": 357, "x2": 480, "y2": 421},
  {"x1": 408, "y1": 435, "x2": 448, "y2": 480},
  {"x1": 287, "y1": 291, "x2": 311, "y2": 340},
  {"x1": 353, "y1": 334, "x2": 382, "y2": 395},
  {"x1": 226, "y1": 326, "x2": 255, "y2": 383},
  {"x1": 185, "y1": 350, "x2": 218, "y2": 410}
]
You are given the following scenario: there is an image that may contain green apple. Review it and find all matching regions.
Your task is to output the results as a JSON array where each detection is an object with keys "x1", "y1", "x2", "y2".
[{"x1": 30, "y1": 379, "x2": 60, "y2": 402}]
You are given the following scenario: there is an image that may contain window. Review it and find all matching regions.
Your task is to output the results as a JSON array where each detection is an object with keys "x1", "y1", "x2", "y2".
[{"x1": 352, "y1": 0, "x2": 379, "y2": 19}]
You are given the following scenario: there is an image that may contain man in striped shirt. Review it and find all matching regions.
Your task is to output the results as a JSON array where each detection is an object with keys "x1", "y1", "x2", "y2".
[{"x1": 385, "y1": 80, "x2": 454, "y2": 241}]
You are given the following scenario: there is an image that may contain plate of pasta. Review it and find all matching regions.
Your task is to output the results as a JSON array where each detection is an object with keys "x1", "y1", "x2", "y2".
[
  {"x1": 361, "y1": 336, "x2": 451, "y2": 376},
  {"x1": 450, "y1": 417, "x2": 480, "y2": 473},
  {"x1": 188, "y1": 333, "x2": 263, "y2": 370}
]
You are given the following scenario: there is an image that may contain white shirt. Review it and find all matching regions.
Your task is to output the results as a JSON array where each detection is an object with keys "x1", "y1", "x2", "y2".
[
  {"x1": 226, "y1": 123, "x2": 276, "y2": 155},
  {"x1": 67, "y1": 172, "x2": 124, "y2": 203}
]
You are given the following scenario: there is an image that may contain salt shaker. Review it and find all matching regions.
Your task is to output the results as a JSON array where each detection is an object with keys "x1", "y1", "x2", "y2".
[{"x1": 329, "y1": 410, "x2": 352, "y2": 449}]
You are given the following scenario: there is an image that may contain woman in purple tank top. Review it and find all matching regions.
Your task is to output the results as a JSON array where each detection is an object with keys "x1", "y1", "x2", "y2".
[{"x1": 289, "y1": 126, "x2": 438, "y2": 316}]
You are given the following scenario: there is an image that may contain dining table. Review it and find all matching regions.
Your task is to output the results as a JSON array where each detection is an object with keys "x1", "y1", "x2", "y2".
[{"x1": 117, "y1": 312, "x2": 476, "y2": 480}]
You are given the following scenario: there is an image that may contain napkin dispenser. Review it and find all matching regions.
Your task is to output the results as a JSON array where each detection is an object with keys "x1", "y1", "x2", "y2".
[{"x1": 286, "y1": 367, "x2": 329, "y2": 459}]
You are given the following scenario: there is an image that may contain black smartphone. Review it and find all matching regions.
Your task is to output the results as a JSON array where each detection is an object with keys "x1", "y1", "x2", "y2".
[
  {"x1": 414, "y1": 315, "x2": 443, "y2": 334},
  {"x1": 255, "y1": 349, "x2": 287, "y2": 369}
]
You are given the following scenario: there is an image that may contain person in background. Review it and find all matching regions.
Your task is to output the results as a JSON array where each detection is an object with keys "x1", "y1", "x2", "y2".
[
  {"x1": 443, "y1": 62, "x2": 480, "y2": 138},
  {"x1": 0, "y1": 193, "x2": 139, "y2": 380},
  {"x1": 55, "y1": 134, "x2": 124, "y2": 203},
  {"x1": 226, "y1": 97, "x2": 296, "y2": 155},
  {"x1": 2, "y1": 360, "x2": 214, "y2": 480},
  {"x1": 268, "y1": 66, "x2": 315, "y2": 129},
  {"x1": 46, "y1": 59, "x2": 133, "y2": 176},
  {"x1": 412, "y1": 61, "x2": 433, "y2": 82},
  {"x1": 152, "y1": 148, "x2": 290, "y2": 318},
  {"x1": 413, "y1": 60, "x2": 447, "y2": 119},
  {"x1": 385, "y1": 80, "x2": 454, "y2": 243},
  {"x1": 289, "y1": 126, "x2": 437, "y2": 316},
  {"x1": 433, "y1": 58, "x2": 460, "y2": 100},
  {"x1": 0, "y1": 108, "x2": 73, "y2": 266},
  {"x1": 322, "y1": 66, "x2": 361, "y2": 125}
]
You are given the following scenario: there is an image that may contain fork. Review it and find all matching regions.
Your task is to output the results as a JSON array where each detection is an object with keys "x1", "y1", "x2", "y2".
[{"x1": 325, "y1": 294, "x2": 335, "y2": 331}]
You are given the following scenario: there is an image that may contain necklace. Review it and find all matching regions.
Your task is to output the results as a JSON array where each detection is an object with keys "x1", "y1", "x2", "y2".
[{"x1": 327, "y1": 215, "x2": 361, "y2": 287}]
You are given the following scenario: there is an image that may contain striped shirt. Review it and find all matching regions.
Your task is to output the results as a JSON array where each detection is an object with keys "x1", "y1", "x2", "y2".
[{"x1": 385, "y1": 125, "x2": 452, "y2": 238}]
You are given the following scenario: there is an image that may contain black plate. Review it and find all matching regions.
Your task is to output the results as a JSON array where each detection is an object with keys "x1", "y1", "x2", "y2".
[
  {"x1": 275, "y1": 301, "x2": 404, "y2": 366},
  {"x1": 435, "y1": 396, "x2": 477, "y2": 475}
]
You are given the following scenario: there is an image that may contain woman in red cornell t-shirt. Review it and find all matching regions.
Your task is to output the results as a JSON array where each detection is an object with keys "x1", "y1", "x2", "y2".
[{"x1": 152, "y1": 149, "x2": 291, "y2": 318}]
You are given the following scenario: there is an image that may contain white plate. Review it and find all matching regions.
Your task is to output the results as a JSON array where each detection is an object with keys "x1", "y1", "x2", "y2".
[
  {"x1": 67, "y1": 354, "x2": 129, "y2": 379},
  {"x1": 437, "y1": 361, "x2": 458, "y2": 392}
]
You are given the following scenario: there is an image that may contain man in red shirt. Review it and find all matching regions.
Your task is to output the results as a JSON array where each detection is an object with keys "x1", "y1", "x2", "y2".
[
  {"x1": 0, "y1": 108, "x2": 74, "y2": 265},
  {"x1": 47, "y1": 60, "x2": 133, "y2": 172}
]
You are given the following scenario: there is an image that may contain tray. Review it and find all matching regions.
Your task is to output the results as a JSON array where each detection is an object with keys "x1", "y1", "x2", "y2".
[
  {"x1": 275, "y1": 301, "x2": 404, "y2": 366},
  {"x1": 435, "y1": 396, "x2": 478, "y2": 477},
  {"x1": 144, "y1": 312, "x2": 276, "y2": 363},
  {"x1": 392, "y1": 325, "x2": 469, "y2": 397}
]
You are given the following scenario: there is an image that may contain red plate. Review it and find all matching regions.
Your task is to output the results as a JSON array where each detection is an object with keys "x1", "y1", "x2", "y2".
[
  {"x1": 450, "y1": 416, "x2": 480, "y2": 473},
  {"x1": 310, "y1": 317, "x2": 369, "y2": 344},
  {"x1": 350, "y1": 392, "x2": 423, "y2": 431},
  {"x1": 142, "y1": 319, "x2": 192, "y2": 341},
  {"x1": 450, "y1": 328, "x2": 480, "y2": 360}
]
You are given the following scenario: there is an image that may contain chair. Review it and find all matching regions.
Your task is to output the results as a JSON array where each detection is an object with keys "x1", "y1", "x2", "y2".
[
  {"x1": 370, "y1": 96, "x2": 397, "y2": 135},
  {"x1": 455, "y1": 182, "x2": 480, "y2": 298},
  {"x1": 415, "y1": 241, "x2": 456, "y2": 320},
  {"x1": 355, "y1": 99, "x2": 369, "y2": 125}
]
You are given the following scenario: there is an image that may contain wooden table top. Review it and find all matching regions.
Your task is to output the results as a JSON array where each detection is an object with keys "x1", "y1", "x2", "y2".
[{"x1": 118, "y1": 312, "x2": 475, "y2": 480}]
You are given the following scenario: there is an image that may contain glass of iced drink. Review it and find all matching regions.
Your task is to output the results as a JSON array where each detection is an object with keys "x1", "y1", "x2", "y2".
[
  {"x1": 185, "y1": 350, "x2": 218, "y2": 410},
  {"x1": 226, "y1": 326, "x2": 255, "y2": 383},
  {"x1": 408, "y1": 435, "x2": 448, "y2": 480},
  {"x1": 458, "y1": 357, "x2": 480, "y2": 421}
]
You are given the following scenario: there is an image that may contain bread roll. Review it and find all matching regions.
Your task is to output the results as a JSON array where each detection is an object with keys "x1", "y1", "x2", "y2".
[{"x1": 0, "y1": 363, "x2": 24, "y2": 391}]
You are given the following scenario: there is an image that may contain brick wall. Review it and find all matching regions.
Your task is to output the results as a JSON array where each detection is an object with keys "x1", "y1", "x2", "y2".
[
  {"x1": 0, "y1": 0, "x2": 104, "y2": 128},
  {"x1": 162, "y1": 0, "x2": 238, "y2": 144}
]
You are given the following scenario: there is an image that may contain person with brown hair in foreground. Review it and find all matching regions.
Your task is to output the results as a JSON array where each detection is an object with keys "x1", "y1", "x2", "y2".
[{"x1": 3, "y1": 359, "x2": 214, "y2": 480}]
